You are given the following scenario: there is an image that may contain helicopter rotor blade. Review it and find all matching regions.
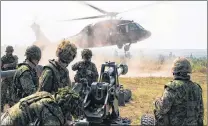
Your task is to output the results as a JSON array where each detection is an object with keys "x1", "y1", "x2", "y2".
[
  {"x1": 59, "y1": 15, "x2": 107, "y2": 21},
  {"x1": 118, "y1": 1, "x2": 166, "y2": 15},
  {"x1": 80, "y1": 1, "x2": 108, "y2": 14}
]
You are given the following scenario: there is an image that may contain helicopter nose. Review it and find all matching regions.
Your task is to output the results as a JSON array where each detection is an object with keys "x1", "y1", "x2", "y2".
[{"x1": 145, "y1": 30, "x2": 151, "y2": 38}]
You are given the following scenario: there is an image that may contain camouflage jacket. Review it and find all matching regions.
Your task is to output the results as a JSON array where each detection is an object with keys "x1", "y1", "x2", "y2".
[
  {"x1": 72, "y1": 61, "x2": 98, "y2": 86},
  {"x1": 1, "y1": 91, "x2": 65, "y2": 126},
  {"x1": 38, "y1": 59, "x2": 71, "y2": 94},
  {"x1": 154, "y1": 79, "x2": 204, "y2": 126},
  {"x1": 1, "y1": 54, "x2": 18, "y2": 71},
  {"x1": 12, "y1": 63, "x2": 39, "y2": 103}
]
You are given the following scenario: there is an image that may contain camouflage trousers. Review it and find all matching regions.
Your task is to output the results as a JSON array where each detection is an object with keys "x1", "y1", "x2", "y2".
[{"x1": 1, "y1": 78, "x2": 13, "y2": 111}]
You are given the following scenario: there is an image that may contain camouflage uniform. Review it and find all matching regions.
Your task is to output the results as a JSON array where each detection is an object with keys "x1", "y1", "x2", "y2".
[
  {"x1": 11, "y1": 45, "x2": 41, "y2": 105},
  {"x1": 72, "y1": 49, "x2": 98, "y2": 86},
  {"x1": 1, "y1": 87, "x2": 83, "y2": 126},
  {"x1": 1, "y1": 46, "x2": 18, "y2": 110},
  {"x1": 38, "y1": 39, "x2": 77, "y2": 94},
  {"x1": 141, "y1": 57, "x2": 204, "y2": 126}
]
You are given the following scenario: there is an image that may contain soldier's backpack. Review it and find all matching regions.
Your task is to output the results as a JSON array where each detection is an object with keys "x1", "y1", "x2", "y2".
[
  {"x1": 11, "y1": 63, "x2": 38, "y2": 104},
  {"x1": 18, "y1": 92, "x2": 64, "y2": 126}
]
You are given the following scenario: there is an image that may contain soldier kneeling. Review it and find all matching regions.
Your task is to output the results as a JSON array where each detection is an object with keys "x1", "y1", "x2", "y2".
[
  {"x1": 141, "y1": 57, "x2": 204, "y2": 126},
  {"x1": 1, "y1": 87, "x2": 83, "y2": 126}
]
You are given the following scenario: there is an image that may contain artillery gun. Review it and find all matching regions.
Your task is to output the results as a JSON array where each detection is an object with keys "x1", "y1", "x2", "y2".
[{"x1": 73, "y1": 62, "x2": 130, "y2": 126}]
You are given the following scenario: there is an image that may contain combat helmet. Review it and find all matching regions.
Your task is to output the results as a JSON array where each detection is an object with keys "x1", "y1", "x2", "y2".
[
  {"x1": 56, "y1": 39, "x2": 77, "y2": 64},
  {"x1": 81, "y1": 49, "x2": 92, "y2": 60},
  {"x1": 5, "y1": 46, "x2": 14, "y2": 52},
  {"x1": 172, "y1": 57, "x2": 192, "y2": 74},
  {"x1": 54, "y1": 87, "x2": 83, "y2": 118},
  {"x1": 25, "y1": 45, "x2": 41, "y2": 61}
]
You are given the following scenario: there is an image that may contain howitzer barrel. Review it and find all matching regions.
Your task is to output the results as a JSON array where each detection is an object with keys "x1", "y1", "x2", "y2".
[
  {"x1": 1, "y1": 65, "x2": 43, "y2": 78},
  {"x1": 1, "y1": 70, "x2": 16, "y2": 78}
]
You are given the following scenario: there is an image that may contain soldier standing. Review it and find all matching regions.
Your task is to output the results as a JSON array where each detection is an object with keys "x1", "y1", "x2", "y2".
[
  {"x1": 38, "y1": 39, "x2": 77, "y2": 94},
  {"x1": 141, "y1": 57, "x2": 204, "y2": 126},
  {"x1": 11, "y1": 45, "x2": 41, "y2": 105},
  {"x1": 1, "y1": 46, "x2": 18, "y2": 111},
  {"x1": 1, "y1": 87, "x2": 83, "y2": 125},
  {"x1": 72, "y1": 49, "x2": 98, "y2": 86}
]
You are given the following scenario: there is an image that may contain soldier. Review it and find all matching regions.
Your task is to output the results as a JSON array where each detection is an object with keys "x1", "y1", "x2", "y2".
[
  {"x1": 1, "y1": 46, "x2": 18, "y2": 111},
  {"x1": 72, "y1": 49, "x2": 98, "y2": 86},
  {"x1": 11, "y1": 45, "x2": 41, "y2": 105},
  {"x1": 1, "y1": 87, "x2": 83, "y2": 125},
  {"x1": 38, "y1": 39, "x2": 77, "y2": 94},
  {"x1": 141, "y1": 57, "x2": 204, "y2": 126}
]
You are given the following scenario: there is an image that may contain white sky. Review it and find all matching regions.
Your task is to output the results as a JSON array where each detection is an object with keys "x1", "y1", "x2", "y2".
[{"x1": 1, "y1": 1, "x2": 207, "y2": 49}]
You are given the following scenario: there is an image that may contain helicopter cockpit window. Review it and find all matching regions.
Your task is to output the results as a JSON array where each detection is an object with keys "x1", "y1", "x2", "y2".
[
  {"x1": 129, "y1": 23, "x2": 139, "y2": 31},
  {"x1": 136, "y1": 23, "x2": 144, "y2": 30}
]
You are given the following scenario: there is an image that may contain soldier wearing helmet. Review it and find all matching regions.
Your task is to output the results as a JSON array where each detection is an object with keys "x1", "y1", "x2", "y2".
[
  {"x1": 38, "y1": 39, "x2": 77, "y2": 94},
  {"x1": 72, "y1": 49, "x2": 98, "y2": 87},
  {"x1": 1, "y1": 87, "x2": 83, "y2": 126},
  {"x1": 1, "y1": 45, "x2": 18, "y2": 112},
  {"x1": 141, "y1": 57, "x2": 204, "y2": 126},
  {"x1": 11, "y1": 45, "x2": 42, "y2": 105}
]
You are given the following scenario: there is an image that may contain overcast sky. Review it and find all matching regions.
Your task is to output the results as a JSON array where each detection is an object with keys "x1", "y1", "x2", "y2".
[{"x1": 1, "y1": 1, "x2": 207, "y2": 49}]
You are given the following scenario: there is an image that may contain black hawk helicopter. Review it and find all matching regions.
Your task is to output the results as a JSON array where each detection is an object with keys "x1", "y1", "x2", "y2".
[
  {"x1": 32, "y1": 2, "x2": 163, "y2": 52},
  {"x1": 59, "y1": 2, "x2": 164, "y2": 52}
]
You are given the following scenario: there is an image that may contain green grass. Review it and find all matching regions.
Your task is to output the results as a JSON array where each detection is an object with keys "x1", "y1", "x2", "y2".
[
  {"x1": 119, "y1": 72, "x2": 207, "y2": 125},
  {"x1": 189, "y1": 57, "x2": 207, "y2": 73}
]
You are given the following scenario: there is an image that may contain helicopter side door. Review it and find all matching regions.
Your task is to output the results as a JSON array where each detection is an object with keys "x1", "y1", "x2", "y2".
[{"x1": 127, "y1": 23, "x2": 139, "y2": 43}]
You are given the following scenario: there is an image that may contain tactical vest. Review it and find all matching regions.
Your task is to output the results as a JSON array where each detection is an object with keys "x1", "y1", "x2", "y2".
[
  {"x1": 74, "y1": 61, "x2": 95, "y2": 84},
  {"x1": 164, "y1": 80, "x2": 202, "y2": 125},
  {"x1": 12, "y1": 63, "x2": 39, "y2": 101},
  {"x1": 9, "y1": 92, "x2": 64, "y2": 126},
  {"x1": 1, "y1": 55, "x2": 17, "y2": 70},
  {"x1": 43, "y1": 60, "x2": 69, "y2": 94}
]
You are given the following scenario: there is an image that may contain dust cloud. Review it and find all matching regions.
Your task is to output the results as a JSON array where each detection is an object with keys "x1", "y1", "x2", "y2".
[{"x1": 90, "y1": 54, "x2": 174, "y2": 78}]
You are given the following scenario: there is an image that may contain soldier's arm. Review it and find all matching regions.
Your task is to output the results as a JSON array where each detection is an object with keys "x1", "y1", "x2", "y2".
[
  {"x1": 91, "y1": 64, "x2": 99, "y2": 80},
  {"x1": 1, "y1": 57, "x2": 5, "y2": 68},
  {"x1": 155, "y1": 87, "x2": 176, "y2": 115},
  {"x1": 38, "y1": 68, "x2": 53, "y2": 92},
  {"x1": 6, "y1": 56, "x2": 18, "y2": 68},
  {"x1": 72, "y1": 62, "x2": 80, "y2": 71},
  {"x1": 198, "y1": 88, "x2": 204, "y2": 126},
  {"x1": 19, "y1": 71, "x2": 37, "y2": 95}
]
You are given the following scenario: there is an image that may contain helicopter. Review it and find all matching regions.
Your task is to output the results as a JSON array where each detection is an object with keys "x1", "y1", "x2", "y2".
[
  {"x1": 32, "y1": 2, "x2": 163, "y2": 52},
  {"x1": 61, "y1": 2, "x2": 153, "y2": 52}
]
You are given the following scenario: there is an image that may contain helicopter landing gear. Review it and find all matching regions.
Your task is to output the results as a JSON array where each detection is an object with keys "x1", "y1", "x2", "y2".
[{"x1": 124, "y1": 43, "x2": 131, "y2": 52}]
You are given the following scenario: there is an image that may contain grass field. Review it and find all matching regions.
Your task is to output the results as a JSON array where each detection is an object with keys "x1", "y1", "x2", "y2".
[{"x1": 119, "y1": 72, "x2": 207, "y2": 125}]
